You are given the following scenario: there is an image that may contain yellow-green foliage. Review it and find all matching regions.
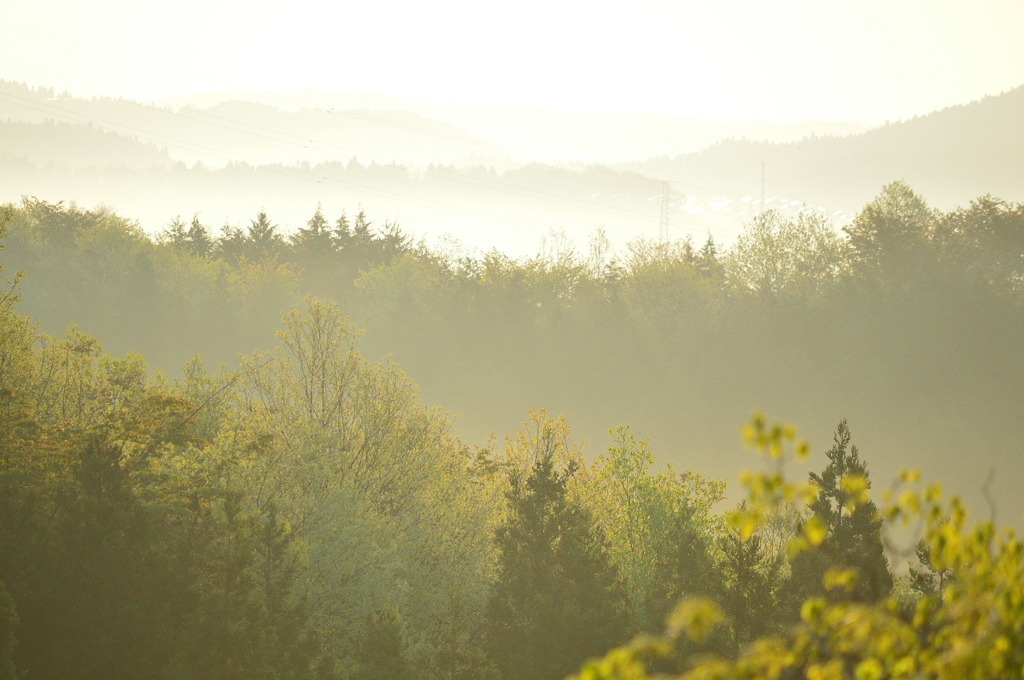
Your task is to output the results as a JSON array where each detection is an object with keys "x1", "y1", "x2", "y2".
[
  {"x1": 575, "y1": 414, "x2": 1024, "y2": 680},
  {"x1": 586, "y1": 426, "x2": 725, "y2": 630}
]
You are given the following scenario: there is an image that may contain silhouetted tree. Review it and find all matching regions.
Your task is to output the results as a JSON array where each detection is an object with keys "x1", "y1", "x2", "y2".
[
  {"x1": 909, "y1": 539, "x2": 952, "y2": 599},
  {"x1": 844, "y1": 181, "x2": 935, "y2": 280},
  {"x1": 657, "y1": 501, "x2": 721, "y2": 620},
  {"x1": 695, "y1": 233, "x2": 724, "y2": 281},
  {"x1": 161, "y1": 216, "x2": 189, "y2": 247},
  {"x1": 246, "y1": 210, "x2": 285, "y2": 260},
  {"x1": 291, "y1": 203, "x2": 335, "y2": 260},
  {"x1": 332, "y1": 211, "x2": 352, "y2": 249},
  {"x1": 935, "y1": 196, "x2": 1024, "y2": 289},
  {"x1": 718, "y1": 515, "x2": 778, "y2": 653},
  {"x1": 485, "y1": 451, "x2": 629, "y2": 680},
  {"x1": 782, "y1": 420, "x2": 892, "y2": 613},
  {"x1": 186, "y1": 214, "x2": 214, "y2": 257},
  {"x1": 216, "y1": 224, "x2": 248, "y2": 264}
]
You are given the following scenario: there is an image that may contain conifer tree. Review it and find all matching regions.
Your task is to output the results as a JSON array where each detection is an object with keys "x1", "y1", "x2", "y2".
[
  {"x1": 246, "y1": 210, "x2": 284, "y2": 260},
  {"x1": 186, "y1": 214, "x2": 214, "y2": 257},
  {"x1": 696, "y1": 233, "x2": 723, "y2": 281},
  {"x1": 652, "y1": 500, "x2": 721, "y2": 629},
  {"x1": 216, "y1": 223, "x2": 248, "y2": 264},
  {"x1": 161, "y1": 216, "x2": 188, "y2": 247},
  {"x1": 332, "y1": 211, "x2": 352, "y2": 249},
  {"x1": 485, "y1": 425, "x2": 628, "y2": 680},
  {"x1": 909, "y1": 539, "x2": 952, "y2": 599},
  {"x1": 783, "y1": 420, "x2": 892, "y2": 611},
  {"x1": 291, "y1": 204, "x2": 334, "y2": 260},
  {"x1": 718, "y1": 517, "x2": 777, "y2": 653}
]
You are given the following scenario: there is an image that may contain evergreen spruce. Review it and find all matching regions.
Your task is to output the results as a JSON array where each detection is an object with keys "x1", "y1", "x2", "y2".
[
  {"x1": 485, "y1": 452, "x2": 629, "y2": 680},
  {"x1": 909, "y1": 539, "x2": 952, "y2": 599},
  {"x1": 246, "y1": 210, "x2": 284, "y2": 260},
  {"x1": 291, "y1": 204, "x2": 335, "y2": 260},
  {"x1": 718, "y1": 519, "x2": 777, "y2": 653},
  {"x1": 783, "y1": 420, "x2": 892, "y2": 611},
  {"x1": 186, "y1": 214, "x2": 214, "y2": 257}
]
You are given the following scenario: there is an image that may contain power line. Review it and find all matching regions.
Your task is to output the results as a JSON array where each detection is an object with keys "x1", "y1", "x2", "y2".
[
  {"x1": 0, "y1": 79, "x2": 688, "y2": 228},
  {"x1": 0, "y1": 20, "x2": 845, "y2": 243},
  {"x1": 0, "y1": 91, "x2": 676, "y2": 234}
]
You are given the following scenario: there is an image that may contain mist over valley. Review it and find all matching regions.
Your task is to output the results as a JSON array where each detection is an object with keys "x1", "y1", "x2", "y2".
[{"x1": 2, "y1": 4, "x2": 1024, "y2": 675}]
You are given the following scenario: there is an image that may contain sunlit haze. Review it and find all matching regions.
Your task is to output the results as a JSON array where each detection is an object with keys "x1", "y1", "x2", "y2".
[
  {"x1": 3, "y1": 0, "x2": 1024, "y2": 123},
  {"x1": 5, "y1": 0, "x2": 1024, "y2": 675}
]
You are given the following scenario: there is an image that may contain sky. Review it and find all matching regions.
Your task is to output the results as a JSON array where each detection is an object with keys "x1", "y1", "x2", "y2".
[{"x1": 1, "y1": 0, "x2": 1023, "y2": 124}]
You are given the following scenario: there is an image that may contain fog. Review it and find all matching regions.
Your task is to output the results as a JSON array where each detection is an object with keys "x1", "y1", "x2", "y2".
[
  {"x1": 2, "y1": 3, "x2": 1024, "y2": 678},
  {"x1": 2, "y1": 71, "x2": 1024, "y2": 520}
]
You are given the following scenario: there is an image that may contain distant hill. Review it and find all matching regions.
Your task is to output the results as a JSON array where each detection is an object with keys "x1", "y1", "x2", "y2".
[
  {"x1": 622, "y1": 86, "x2": 1024, "y2": 213},
  {"x1": 0, "y1": 119, "x2": 172, "y2": 169},
  {"x1": 0, "y1": 80, "x2": 505, "y2": 168},
  {"x1": 0, "y1": 79, "x2": 864, "y2": 251},
  {"x1": 2, "y1": 79, "x2": 1021, "y2": 253},
  {"x1": 159, "y1": 88, "x2": 867, "y2": 164}
]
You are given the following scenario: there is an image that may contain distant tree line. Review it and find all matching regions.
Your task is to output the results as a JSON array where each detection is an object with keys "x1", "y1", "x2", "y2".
[{"x1": 3, "y1": 184, "x2": 1023, "y2": 485}]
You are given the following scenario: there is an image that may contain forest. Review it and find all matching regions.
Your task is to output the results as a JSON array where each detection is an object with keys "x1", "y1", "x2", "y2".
[{"x1": 1, "y1": 180, "x2": 1023, "y2": 679}]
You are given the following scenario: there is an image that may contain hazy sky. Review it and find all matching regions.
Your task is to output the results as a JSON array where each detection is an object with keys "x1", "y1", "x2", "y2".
[{"x1": 2, "y1": 0, "x2": 1023, "y2": 123}]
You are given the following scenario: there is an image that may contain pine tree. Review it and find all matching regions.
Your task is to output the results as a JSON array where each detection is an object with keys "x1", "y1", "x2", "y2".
[
  {"x1": 253, "y1": 504, "x2": 319, "y2": 679},
  {"x1": 909, "y1": 539, "x2": 952, "y2": 599},
  {"x1": 783, "y1": 420, "x2": 892, "y2": 611},
  {"x1": 485, "y1": 447, "x2": 629, "y2": 680},
  {"x1": 291, "y1": 204, "x2": 335, "y2": 260},
  {"x1": 216, "y1": 224, "x2": 248, "y2": 264},
  {"x1": 186, "y1": 214, "x2": 214, "y2": 257},
  {"x1": 696, "y1": 233, "x2": 723, "y2": 281},
  {"x1": 351, "y1": 210, "x2": 372, "y2": 245},
  {"x1": 718, "y1": 516, "x2": 777, "y2": 653},
  {"x1": 377, "y1": 220, "x2": 411, "y2": 261},
  {"x1": 332, "y1": 211, "x2": 352, "y2": 250},
  {"x1": 161, "y1": 216, "x2": 188, "y2": 247},
  {"x1": 245, "y1": 210, "x2": 284, "y2": 260},
  {"x1": 652, "y1": 500, "x2": 720, "y2": 627}
]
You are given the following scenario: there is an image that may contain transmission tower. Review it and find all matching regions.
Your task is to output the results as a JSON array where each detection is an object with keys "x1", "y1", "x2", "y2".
[
  {"x1": 660, "y1": 181, "x2": 672, "y2": 241},
  {"x1": 760, "y1": 162, "x2": 766, "y2": 213}
]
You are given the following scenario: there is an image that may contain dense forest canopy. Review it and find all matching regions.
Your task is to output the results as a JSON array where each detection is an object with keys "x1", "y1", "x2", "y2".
[
  {"x1": 0, "y1": 179, "x2": 1023, "y2": 679},
  {"x1": 1, "y1": 182, "x2": 1022, "y2": 518}
]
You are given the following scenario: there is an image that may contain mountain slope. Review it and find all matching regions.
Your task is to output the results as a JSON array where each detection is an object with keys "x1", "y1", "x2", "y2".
[
  {"x1": 159, "y1": 88, "x2": 867, "y2": 164},
  {"x1": 0, "y1": 81, "x2": 505, "y2": 168},
  {"x1": 623, "y1": 86, "x2": 1024, "y2": 212},
  {"x1": 0, "y1": 119, "x2": 173, "y2": 169}
]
